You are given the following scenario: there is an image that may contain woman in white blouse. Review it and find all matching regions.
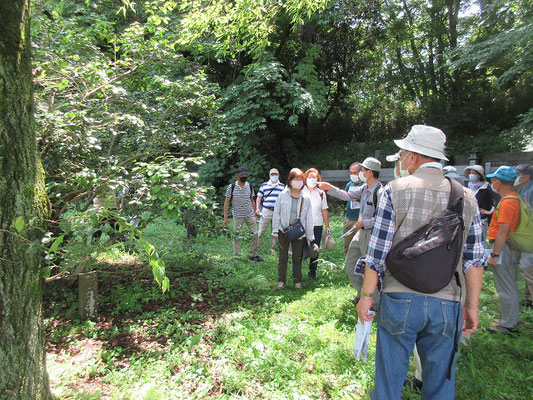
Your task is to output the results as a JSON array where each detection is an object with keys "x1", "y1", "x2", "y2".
[{"x1": 303, "y1": 168, "x2": 330, "y2": 280}]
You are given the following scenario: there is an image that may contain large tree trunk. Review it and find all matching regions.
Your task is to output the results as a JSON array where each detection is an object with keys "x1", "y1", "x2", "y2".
[{"x1": 0, "y1": 1, "x2": 52, "y2": 399}]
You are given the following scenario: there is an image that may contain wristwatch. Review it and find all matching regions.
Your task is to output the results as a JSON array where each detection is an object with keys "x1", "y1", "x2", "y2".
[{"x1": 490, "y1": 252, "x2": 499, "y2": 258}]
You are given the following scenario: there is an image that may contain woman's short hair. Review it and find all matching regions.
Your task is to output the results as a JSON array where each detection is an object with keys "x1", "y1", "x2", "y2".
[
  {"x1": 304, "y1": 168, "x2": 321, "y2": 184},
  {"x1": 287, "y1": 168, "x2": 305, "y2": 186}
]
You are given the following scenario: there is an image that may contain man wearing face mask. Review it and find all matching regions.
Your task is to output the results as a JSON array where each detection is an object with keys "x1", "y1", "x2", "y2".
[
  {"x1": 224, "y1": 166, "x2": 263, "y2": 262},
  {"x1": 256, "y1": 168, "x2": 286, "y2": 254},
  {"x1": 486, "y1": 166, "x2": 522, "y2": 334},
  {"x1": 342, "y1": 162, "x2": 363, "y2": 255},
  {"x1": 318, "y1": 157, "x2": 383, "y2": 298},
  {"x1": 514, "y1": 164, "x2": 533, "y2": 310},
  {"x1": 355, "y1": 125, "x2": 484, "y2": 399}
]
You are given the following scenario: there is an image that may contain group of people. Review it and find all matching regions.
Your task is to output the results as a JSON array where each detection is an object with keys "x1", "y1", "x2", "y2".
[{"x1": 222, "y1": 125, "x2": 533, "y2": 399}]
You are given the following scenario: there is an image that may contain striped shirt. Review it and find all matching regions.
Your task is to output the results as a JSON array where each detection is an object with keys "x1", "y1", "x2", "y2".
[
  {"x1": 258, "y1": 181, "x2": 285, "y2": 209},
  {"x1": 225, "y1": 182, "x2": 255, "y2": 218}
]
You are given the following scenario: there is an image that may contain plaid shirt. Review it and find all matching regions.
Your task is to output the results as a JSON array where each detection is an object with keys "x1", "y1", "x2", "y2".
[{"x1": 355, "y1": 184, "x2": 485, "y2": 285}]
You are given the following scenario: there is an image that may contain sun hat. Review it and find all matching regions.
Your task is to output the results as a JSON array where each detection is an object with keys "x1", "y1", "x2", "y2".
[
  {"x1": 443, "y1": 166, "x2": 457, "y2": 173},
  {"x1": 394, "y1": 125, "x2": 448, "y2": 161},
  {"x1": 269, "y1": 168, "x2": 280, "y2": 175},
  {"x1": 464, "y1": 165, "x2": 485, "y2": 181},
  {"x1": 320, "y1": 233, "x2": 337, "y2": 251},
  {"x1": 236, "y1": 166, "x2": 248, "y2": 174},
  {"x1": 386, "y1": 151, "x2": 400, "y2": 162},
  {"x1": 486, "y1": 166, "x2": 518, "y2": 183},
  {"x1": 361, "y1": 157, "x2": 381, "y2": 172},
  {"x1": 303, "y1": 242, "x2": 319, "y2": 259}
]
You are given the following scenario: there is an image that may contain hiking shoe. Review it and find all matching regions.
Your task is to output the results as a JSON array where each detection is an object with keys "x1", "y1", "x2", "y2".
[
  {"x1": 269, "y1": 248, "x2": 276, "y2": 254},
  {"x1": 488, "y1": 325, "x2": 518, "y2": 335},
  {"x1": 232, "y1": 256, "x2": 240, "y2": 260},
  {"x1": 403, "y1": 376, "x2": 423, "y2": 391},
  {"x1": 520, "y1": 299, "x2": 533, "y2": 308},
  {"x1": 249, "y1": 255, "x2": 264, "y2": 262},
  {"x1": 294, "y1": 282, "x2": 302, "y2": 289},
  {"x1": 308, "y1": 272, "x2": 317, "y2": 281},
  {"x1": 277, "y1": 282, "x2": 285, "y2": 290}
]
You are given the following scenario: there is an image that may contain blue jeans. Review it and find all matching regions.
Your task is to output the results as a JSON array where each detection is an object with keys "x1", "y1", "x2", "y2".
[{"x1": 371, "y1": 292, "x2": 462, "y2": 400}]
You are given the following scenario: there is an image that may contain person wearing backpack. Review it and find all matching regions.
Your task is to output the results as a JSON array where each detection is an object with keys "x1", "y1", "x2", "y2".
[
  {"x1": 485, "y1": 166, "x2": 523, "y2": 334},
  {"x1": 514, "y1": 164, "x2": 533, "y2": 310},
  {"x1": 318, "y1": 157, "x2": 383, "y2": 301},
  {"x1": 224, "y1": 166, "x2": 263, "y2": 262},
  {"x1": 355, "y1": 125, "x2": 485, "y2": 400},
  {"x1": 256, "y1": 168, "x2": 286, "y2": 254}
]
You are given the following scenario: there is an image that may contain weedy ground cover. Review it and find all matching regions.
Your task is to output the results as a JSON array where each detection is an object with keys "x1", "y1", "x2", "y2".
[{"x1": 44, "y1": 216, "x2": 533, "y2": 399}]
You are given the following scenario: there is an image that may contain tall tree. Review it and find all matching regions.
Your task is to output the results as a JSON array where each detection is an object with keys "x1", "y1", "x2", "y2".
[{"x1": 0, "y1": 1, "x2": 52, "y2": 398}]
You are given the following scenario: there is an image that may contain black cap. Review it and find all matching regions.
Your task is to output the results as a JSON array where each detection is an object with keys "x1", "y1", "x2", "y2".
[{"x1": 236, "y1": 166, "x2": 248, "y2": 174}]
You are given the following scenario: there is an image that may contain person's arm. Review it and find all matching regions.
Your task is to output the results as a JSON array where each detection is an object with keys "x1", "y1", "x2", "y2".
[
  {"x1": 251, "y1": 196, "x2": 256, "y2": 214},
  {"x1": 462, "y1": 266, "x2": 484, "y2": 335},
  {"x1": 271, "y1": 195, "x2": 282, "y2": 238},
  {"x1": 487, "y1": 223, "x2": 510, "y2": 266},
  {"x1": 224, "y1": 197, "x2": 230, "y2": 226},
  {"x1": 356, "y1": 265, "x2": 379, "y2": 323},
  {"x1": 323, "y1": 183, "x2": 363, "y2": 202},
  {"x1": 255, "y1": 195, "x2": 263, "y2": 215},
  {"x1": 322, "y1": 208, "x2": 330, "y2": 233}
]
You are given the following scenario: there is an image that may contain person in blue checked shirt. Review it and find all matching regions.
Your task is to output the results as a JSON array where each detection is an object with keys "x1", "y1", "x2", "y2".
[{"x1": 355, "y1": 125, "x2": 485, "y2": 400}]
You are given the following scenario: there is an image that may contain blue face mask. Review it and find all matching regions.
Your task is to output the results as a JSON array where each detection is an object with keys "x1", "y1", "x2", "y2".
[{"x1": 270, "y1": 175, "x2": 279, "y2": 183}]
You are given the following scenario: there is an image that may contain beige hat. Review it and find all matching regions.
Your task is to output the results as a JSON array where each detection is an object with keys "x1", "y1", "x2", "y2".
[
  {"x1": 320, "y1": 234, "x2": 337, "y2": 251},
  {"x1": 362, "y1": 157, "x2": 382, "y2": 172},
  {"x1": 269, "y1": 168, "x2": 279, "y2": 175},
  {"x1": 464, "y1": 165, "x2": 485, "y2": 181},
  {"x1": 394, "y1": 125, "x2": 448, "y2": 161}
]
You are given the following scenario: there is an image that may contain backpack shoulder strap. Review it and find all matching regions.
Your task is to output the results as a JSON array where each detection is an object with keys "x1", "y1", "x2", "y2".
[
  {"x1": 230, "y1": 182, "x2": 236, "y2": 200},
  {"x1": 446, "y1": 177, "x2": 464, "y2": 215}
]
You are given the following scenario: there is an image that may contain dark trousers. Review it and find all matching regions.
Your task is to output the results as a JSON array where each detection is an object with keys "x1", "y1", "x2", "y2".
[
  {"x1": 277, "y1": 230, "x2": 304, "y2": 284},
  {"x1": 308, "y1": 225, "x2": 323, "y2": 278}
]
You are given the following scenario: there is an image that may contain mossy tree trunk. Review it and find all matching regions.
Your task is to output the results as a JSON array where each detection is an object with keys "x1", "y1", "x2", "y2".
[{"x1": 0, "y1": 1, "x2": 52, "y2": 398}]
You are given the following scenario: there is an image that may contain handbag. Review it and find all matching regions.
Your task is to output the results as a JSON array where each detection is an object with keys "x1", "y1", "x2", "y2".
[{"x1": 284, "y1": 198, "x2": 306, "y2": 242}]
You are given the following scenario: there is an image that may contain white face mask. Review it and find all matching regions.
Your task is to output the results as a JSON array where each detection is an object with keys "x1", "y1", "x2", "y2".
[
  {"x1": 514, "y1": 176, "x2": 523, "y2": 187},
  {"x1": 393, "y1": 163, "x2": 401, "y2": 180},
  {"x1": 358, "y1": 171, "x2": 367, "y2": 183},
  {"x1": 350, "y1": 174, "x2": 359, "y2": 183},
  {"x1": 468, "y1": 174, "x2": 479, "y2": 183},
  {"x1": 399, "y1": 152, "x2": 412, "y2": 177},
  {"x1": 270, "y1": 175, "x2": 279, "y2": 183},
  {"x1": 307, "y1": 178, "x2": 317, "y2": 188},
  {"x1": 291, "y1": 180, "x2": 303, "y2": 190}
]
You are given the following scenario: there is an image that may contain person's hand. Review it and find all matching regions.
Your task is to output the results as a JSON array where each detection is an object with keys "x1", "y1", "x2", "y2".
[
  {"x1": 462, "y1": 305, "x2": 479, "y2": 336},
  {"x1": 356, "y1": 296, "x2": 374, "y2": 324},
  {"x1": 317, "y1": 182, "x2": 331, "y2": 191},
  {"x1": 271, "y1": 234, "x2": 277, "y2": 240},
  {"x1": 479, "y1": 208, "x2": 493, "y2": 215},
  {"x1": 326, "y1": 227, "x2": 331, "y2": 235},
  {"x1": 487, "y1": 255, "x2": 498, "y2": 267},
  {"x1": 224, "y1": 216, "x2": 229, "y2": 226},
  {"x1": 255, "y1": 208, "x2": 261, "y2": 216},
  {"x1": 354, "y1": 220, "x2": 365, "y2": 230}
]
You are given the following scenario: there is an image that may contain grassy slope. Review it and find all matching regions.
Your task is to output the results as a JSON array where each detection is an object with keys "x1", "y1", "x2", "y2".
[{"x1": 44, "y1": 216, "x2": 533, "y2": 399}]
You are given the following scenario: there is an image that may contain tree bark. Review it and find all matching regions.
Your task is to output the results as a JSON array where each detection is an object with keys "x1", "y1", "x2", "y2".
[{"x1": 0, "y1": 1, "x2": 52, "y2": 399}]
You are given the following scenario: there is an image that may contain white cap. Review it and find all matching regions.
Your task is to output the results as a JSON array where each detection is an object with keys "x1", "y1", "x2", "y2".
[
  {"x1": 394, "y1": 125, "x2": 448, "y2": 161},
  {"x1": 386, "y1": 151, "x2": 400, "y2": 162},
  {"x1": 269, "y1": 168, "x2": 279, "y2": 175},
  {"x1": 362, "y1": 157, "x2": 381, "y2": 172}
]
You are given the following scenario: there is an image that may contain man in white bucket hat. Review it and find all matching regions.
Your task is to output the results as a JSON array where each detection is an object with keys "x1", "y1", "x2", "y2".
[{"x1": 354, "y1": 125, "x2": 485, "y2": 399}]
